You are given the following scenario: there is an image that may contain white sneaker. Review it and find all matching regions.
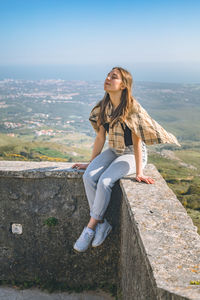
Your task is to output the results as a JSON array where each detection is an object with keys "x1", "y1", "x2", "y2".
[
  {"x1": 73, "y1": 227, "x2": 95, "y2": 252},
  {"x1": 92, "y1": 219, "x2": 112, "y2": 247}
]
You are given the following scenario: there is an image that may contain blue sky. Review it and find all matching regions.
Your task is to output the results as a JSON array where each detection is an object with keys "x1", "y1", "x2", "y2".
[{"x1": 0, "y1": 0, "x2": 200, "y2": 82}]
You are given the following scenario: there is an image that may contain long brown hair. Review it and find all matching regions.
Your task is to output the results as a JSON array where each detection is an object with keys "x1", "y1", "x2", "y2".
[{"x1": 96, "y1": 66, "x2": 139, "y2": 127}]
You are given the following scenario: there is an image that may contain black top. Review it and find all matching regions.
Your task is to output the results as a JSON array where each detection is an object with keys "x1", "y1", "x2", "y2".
[{"x1": 103, "y1": 122, "x2": 133, "y2": 146}]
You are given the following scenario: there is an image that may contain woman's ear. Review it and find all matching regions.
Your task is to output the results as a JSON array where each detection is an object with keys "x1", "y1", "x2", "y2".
[{"x1": 120, "y1": 83, "x2": 126, "y2": 90}]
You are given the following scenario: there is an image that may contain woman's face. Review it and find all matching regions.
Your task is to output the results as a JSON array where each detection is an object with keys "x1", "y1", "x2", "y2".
[{"x1": 104, "y1": 69, "x2": 124, "y2": 92}]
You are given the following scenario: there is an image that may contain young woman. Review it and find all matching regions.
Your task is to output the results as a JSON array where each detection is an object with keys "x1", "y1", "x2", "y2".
[{"x1": 72, "y1": 66, "x2": 180, "y2": 252}]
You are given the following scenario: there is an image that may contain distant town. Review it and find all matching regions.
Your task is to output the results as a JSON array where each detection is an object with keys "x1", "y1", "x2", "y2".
[{"x1": 0, "y1": 78, "x2": 200, "y2": 144}]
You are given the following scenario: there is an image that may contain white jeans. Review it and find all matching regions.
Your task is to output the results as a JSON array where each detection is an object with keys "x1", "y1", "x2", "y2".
[{"x1": 82, "y1": 145, "x2": 148, "y2": 220}]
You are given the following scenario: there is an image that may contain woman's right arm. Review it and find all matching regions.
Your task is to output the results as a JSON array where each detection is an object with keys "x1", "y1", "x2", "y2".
[
  {"x1": 72, "y1": 125, "x2": 106, "y2": 169},
  {"x1": 89, "y1": 125, "x2": 106, "y2": 162}
]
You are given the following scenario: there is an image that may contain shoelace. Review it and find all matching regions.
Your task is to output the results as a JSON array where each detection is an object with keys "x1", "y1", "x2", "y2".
[
  {"x1": 83, "y1": 230, "x2": 94, "y2": 241},
  {"x1": 95, "y1": 222, "x2": 104, "y2": 234}
]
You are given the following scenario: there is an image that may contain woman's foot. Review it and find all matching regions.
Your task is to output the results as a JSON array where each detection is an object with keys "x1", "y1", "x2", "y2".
[
  {"x1": 73, "y1": 226, "x2": 95, "y2": 252},
  {"x1": 92, "y1": 219, "x2": 112, "y2": 247}
]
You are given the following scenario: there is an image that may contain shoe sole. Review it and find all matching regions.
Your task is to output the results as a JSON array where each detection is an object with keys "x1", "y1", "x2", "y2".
[
  {"x1": 73, "y1": 244, "x2": 88, "y2": 253},
  {"x1": 73, "y1": 228, "x2": 95, "y2": 252},
  {"x1": 92, "y1": 225, "x2": 112, "y2": 247}
]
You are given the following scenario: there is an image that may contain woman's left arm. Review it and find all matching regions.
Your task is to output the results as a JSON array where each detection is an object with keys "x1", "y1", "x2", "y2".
[{"x1": 131, "y1": 131, "x2": 155, "y2": 184}]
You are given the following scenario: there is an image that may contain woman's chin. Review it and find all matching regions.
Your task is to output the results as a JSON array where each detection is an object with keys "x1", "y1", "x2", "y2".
[{"x1": 104, "y1": 86, "x2": 110, "y2": 92}]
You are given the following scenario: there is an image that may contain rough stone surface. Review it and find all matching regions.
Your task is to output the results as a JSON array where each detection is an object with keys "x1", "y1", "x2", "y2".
[
  {"x1": 120, "y1": 164, "x2": 200, "y2": 300},
  {"x1": 0, "y1": 161, "x2": 121, "y2": 295},
  {"x1": 0, "y1": 161, "x2": 83, "y2": 178},
  {"x1": 0, "y1": 287, "x2": 115, "y2": 300}
]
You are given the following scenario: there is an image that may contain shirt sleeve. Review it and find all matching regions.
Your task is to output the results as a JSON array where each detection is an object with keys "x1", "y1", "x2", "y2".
[
  {"x1": 125, "y1": 104, "x2": 181, "y2": 147},
  {"x1": 88, "y1": 104, "x2": 101, "y2": 134}
]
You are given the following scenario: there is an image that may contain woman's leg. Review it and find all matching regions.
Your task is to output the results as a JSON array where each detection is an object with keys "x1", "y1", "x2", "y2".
[
  {"x1": 82, "y1": 147, "x2": 117, "y2": 210},
  {"x1": 90, "y1": 152, "x2": 147, "y2": 221},
  {"x1": 73, "y1": 151, "x2": 147, "y2": 252}
]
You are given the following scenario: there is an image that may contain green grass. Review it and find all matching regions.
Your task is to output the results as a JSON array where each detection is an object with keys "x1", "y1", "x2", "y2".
[
  {"x1": 186, "y1": 208, "x2": 200, "y2": 235},
  {"x1": 0, "y1": 133, "x2": 92, "y2": 162},
  {"x1": 175, "y1": 149, "x2": 200, "y2": 170},
  {"x1": 0, "y1": 133, "x2": 20, "y2": 147},
  {"x1": 148, "y1": 151, "x2": 200, "y2": 233},
  {"x1": 31, "y1": 147, "x2": 69, "y2": 159}
]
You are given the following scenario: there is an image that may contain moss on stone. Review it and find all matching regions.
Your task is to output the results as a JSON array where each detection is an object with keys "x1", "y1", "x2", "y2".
[{"x1": 43, "y1": 217, "x2": 58, "y2": 227}]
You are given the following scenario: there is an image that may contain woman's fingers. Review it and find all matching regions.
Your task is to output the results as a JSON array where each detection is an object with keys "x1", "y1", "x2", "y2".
[
  {"x1": 71, "y1": 163, "x2": 80, "y2": 169},
  {"x1": 149, "y1": 177, "x2": 155, "y2": 184},
  {"x1": 77, "y1": 164, "x2": 83, "y2": 169},
  {"x1": 72, "y1": 164, "x2": 81, "y2": 168},
  {"x1": 72, "y1": 163, "x2": 88, "y2": 170},
  {"x1": 136, "y1": 176, "x2": 155, "y2": 184},
  {"x1": 142, "y1": 177, "x2": 155, "y2": 184},
  {"x1": 135, "y1": 176, "x2": 141, "y2": 182},
  {"x1": 143, "y1": 178, "x2": 150, "y2": 184},
  {"x1": 143, "y1": 177, "x2": 152, "y2": 184},
  {"x1": 75, "y1": 164, "x2": 81, "y2": 169},
  {"x1": 147, "y1": 177, "x2": 155, "y2": 184}
]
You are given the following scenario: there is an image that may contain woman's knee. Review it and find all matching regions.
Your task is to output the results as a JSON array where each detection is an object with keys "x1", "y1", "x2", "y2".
[
  {"x1": 83, "y1": 170, "x2": 95, "y2": 185},
  {"x1": 98, "y1": 176, "x2": 113, "y2": 189}
]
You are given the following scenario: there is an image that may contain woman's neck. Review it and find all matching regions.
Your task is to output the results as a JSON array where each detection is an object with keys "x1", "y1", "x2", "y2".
[{"x1": 108, "y1": 91, "x2": 122, "y2": 109}]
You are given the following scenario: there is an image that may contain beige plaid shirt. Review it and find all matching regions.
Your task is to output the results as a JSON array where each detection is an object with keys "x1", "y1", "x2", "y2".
[{"x1": 89, "y1": 99, "x2": 181, "y2": 154}]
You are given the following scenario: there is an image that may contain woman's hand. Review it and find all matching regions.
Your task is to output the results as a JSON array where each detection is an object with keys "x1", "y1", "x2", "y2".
[
  {"x1": 71, "y1": 163, "x2": 89, "y2": 170},
  {"x1": 135, "y1": 174, "x2": 155, "y2": 184}
]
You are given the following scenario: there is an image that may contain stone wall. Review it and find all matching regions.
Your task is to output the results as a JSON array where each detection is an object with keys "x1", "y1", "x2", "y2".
[
  {"x1": 0, "y1": 161, "x2": 200, "y2": 300},
  {"x1": 120, "y1": 164, "x2": 200, "y2": 300},
  {"x1": 0, "y1": 161, "x2": 121, "y2": 295}
]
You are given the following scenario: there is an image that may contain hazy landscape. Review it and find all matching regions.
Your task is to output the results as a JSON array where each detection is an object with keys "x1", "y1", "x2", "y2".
[{"x1": 0, "y1": 79, "x2": 200, "y2": 233}]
